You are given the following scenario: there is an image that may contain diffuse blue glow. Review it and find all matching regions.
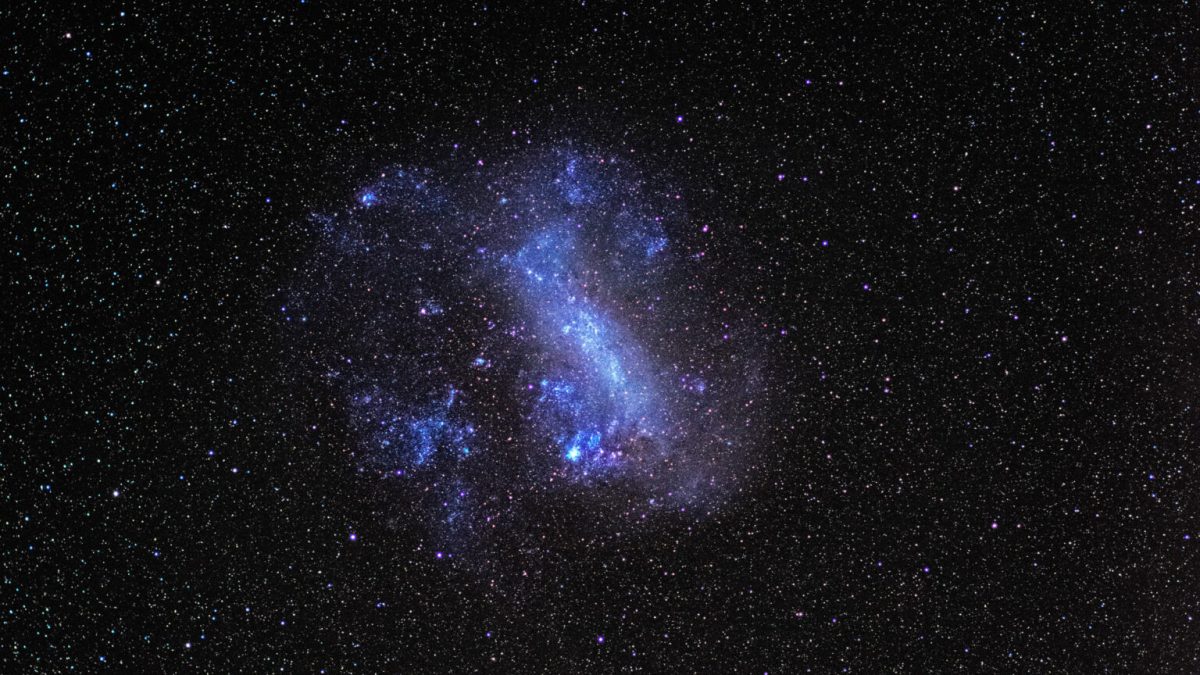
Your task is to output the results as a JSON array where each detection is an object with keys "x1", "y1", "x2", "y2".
[
  {"x1": 354, "y1": 386, "x2": 477, "y2": 470},
  {"x1": 502, "y1": 159, "x2": 666, "y2": 473},
  {"x1": 348, "y1": 165, "x2": 448, "y2": 215}
]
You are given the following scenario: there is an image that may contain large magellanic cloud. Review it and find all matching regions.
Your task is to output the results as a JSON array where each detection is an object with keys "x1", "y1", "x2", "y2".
[{"x1": 284, "y1": 146, "x2": 766, "y2": 559}]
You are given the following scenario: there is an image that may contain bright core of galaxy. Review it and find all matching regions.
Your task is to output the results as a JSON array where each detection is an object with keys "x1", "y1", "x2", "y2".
[{"x1": 285, "y1": 147, "x2": 765, "y2": 557}]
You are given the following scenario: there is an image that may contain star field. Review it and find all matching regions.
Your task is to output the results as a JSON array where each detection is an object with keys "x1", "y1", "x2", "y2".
[{"x1": 5, "y1": 2, "x2": 1199, "y2": 672}]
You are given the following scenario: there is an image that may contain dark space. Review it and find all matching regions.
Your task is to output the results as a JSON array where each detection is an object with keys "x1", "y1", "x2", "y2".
[{"x1": 5, "y1": 2, "x2": 1198, "y2": 672}]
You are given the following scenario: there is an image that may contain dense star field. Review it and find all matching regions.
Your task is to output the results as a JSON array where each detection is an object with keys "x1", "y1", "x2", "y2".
[{"x1": 5, "y1": 2, "x2": 1198, "y2": 672}]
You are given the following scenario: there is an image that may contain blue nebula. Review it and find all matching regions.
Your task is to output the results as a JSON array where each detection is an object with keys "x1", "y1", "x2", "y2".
[
  {"x1": 346, "y1": 166, "x2": 450, "y2": 218},
  {"x1": 352, "y1": 386, "x2": 477, "y2": 471},
  {"x1": 558, "y1": 157, "x2": 595, "y2": 205},
  {"x1": 644, "y1": 236, "x2": 668, "y2": 258}
]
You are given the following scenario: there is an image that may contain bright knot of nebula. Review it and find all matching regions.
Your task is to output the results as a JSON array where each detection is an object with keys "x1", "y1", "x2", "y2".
[{"x1": 285, "y1": 147, "x2": 764, "y2": 551}]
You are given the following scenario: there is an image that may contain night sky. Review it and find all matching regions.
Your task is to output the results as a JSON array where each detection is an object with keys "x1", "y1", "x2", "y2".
[{"x1": 6, "y1": 2, "x2": 1200, "y2": 672}]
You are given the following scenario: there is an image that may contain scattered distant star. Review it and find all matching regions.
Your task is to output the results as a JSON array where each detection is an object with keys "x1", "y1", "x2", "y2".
[{"x1": 9, "y1": 2, "x2": 1192, "y2": 672}]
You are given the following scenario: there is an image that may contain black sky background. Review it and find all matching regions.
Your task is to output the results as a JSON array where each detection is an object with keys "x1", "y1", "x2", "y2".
[{"x1": 6, "y1": 2, "x2": 1200, "y2": 672}]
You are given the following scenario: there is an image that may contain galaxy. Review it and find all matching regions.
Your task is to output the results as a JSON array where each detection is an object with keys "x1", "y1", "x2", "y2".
[
  {"x1": 286, "y1": 148, "x2": 765, "y2": 558},
  {"x1": 7, "y1": 2, "x2": 1199, "y2": 672}
]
